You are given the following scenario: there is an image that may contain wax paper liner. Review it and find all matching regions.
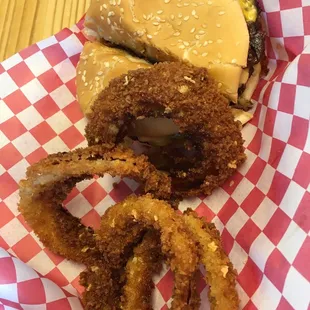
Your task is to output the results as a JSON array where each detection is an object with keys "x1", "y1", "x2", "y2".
[{"x1": 0, "y1": 1, "x2": 309, "y2": 309}]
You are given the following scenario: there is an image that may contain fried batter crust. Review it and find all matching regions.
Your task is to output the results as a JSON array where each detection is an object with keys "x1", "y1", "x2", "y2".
[
  {"x1": 20, "y1": 145, "x2": 171, "y2": 200},
  {"x1": 97, "y1": 194, "x2": 199, "y2": 309},
  {"x1": 18, "y1": 145, "x2": 172, "y2": 308},
  {"x1": 184, "y1": 210, "x2": 239, "y2": 310},
  {"x1": 120, "y1": 231, "x2": 162, "y2": 310},
  {"x1": 85, "y1": 62, "x2": 246, "y2": 197}
]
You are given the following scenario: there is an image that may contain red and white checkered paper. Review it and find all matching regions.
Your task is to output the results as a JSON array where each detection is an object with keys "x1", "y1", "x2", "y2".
[{"x1": 0, "y1": 1, "x2": 309, "y2": 309}]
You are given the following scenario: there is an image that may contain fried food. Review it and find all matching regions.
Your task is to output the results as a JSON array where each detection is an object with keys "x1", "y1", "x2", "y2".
[
  {"x1": 85, "y1": 62, "x2": 246, "y2": 198},
  {"x1": 184, "y1": 210, "x2": 239, "y2": 310},
  {"x1": 19, "y1": 154, "x2": 239, "y2": 310},
  {"x1": 19, "y1": 144, "x2": 171, "y2": 201},
  {"x1": 80, "y1": 231, "x2": 162, "y2": 310},
  {"x1": 120, "y1": 230, "x2": 162, "y2": 310},
  {"x1": 97, "y1": 194, "x2": 200, "y2": 309}
]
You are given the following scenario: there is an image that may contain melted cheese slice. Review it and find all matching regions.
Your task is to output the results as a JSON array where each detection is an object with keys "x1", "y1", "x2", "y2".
[{"x1": 85, "y1": 0, "x2": 249, "y2": 101}]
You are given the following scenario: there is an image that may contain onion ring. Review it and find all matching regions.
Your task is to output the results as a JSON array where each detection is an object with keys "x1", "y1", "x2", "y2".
[
  {"x1": 120, "y1": 230, "x2": 162, "y2": 310},
  {"x1": 80, "y1": 231, "x2": 162, "y2": 310},
  {"x1": 184, "y1": 210, "x2": 239, "y2": 309},
  {"x1": 85, "y1": 62, "x2": 246, "y2": 197},
  {"x1": 19, "y1": 144, "x2": 172, "y2": 202},
  {"x1": 19, "y1": 146, "x2": 239, "y2": 309},
  {"x1": 97, "y1": 194, "x2": 199, "y2": 309}
]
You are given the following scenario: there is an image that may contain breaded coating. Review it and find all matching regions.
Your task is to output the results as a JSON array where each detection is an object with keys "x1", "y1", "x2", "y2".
[
  {"x1": 184, "y1": 210, "x2": 239, "y2": 310},
  {"x1": 120, "y1": 231, "x2": 162, "y2": 310},
  {"x1": 20, "y1": 144, "x2": 171, "y2": 200},
  {"x1": 97, "y1": 194, "x2": 199, "y2": 309},
  {"x1": 80, "y1": 261, "x2": 122, "y2": 310},
  {"x1": 85, "y1": 62, "x2": 246, "y2": 197}
]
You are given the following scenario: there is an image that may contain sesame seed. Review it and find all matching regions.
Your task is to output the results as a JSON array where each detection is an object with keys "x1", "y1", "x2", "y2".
[
  {"x1": 93, "y1": 61, "x2": 96, "y2": 65},
  {"x1": 202, "y1": 52, "x2": 208, "y2": 57},
  {"x1": 98, "y1": 71, "x2": 103, "y2": 75},
  {"x1": 218, "y1": 11, "x2": 225, "y2": 15},
  {"x1": 108, "y1": 11, "x2": 115, "y2": 17},
  {"x1": 184, "y1": 2, "x2": 190, "y2": 6},
  {"x1": 190, "y1": 27, "x2": 196, "y2": 33},
  {"x1": 85, "y1": 82, "x2": 88, "y2": 86},
  {"x1": 217, "y1": 39, "x2": 223, "y2": 44},
  {"x1": 192, "y1": 2, "x2": 198, "y2": 6},
  {"x1": 104, "y1": 62, "x2": 110, "y2": 67},
  {"x1": 207, "y1": 0, "x2": 212, "y2": 4},
  {"x1": 100, "y1": 5, "x2": 103, "y2": 11},
  {"x1": 143, "y1": 14, "x2": 147, "y2": 20},
  {"x1": 103, "y1": 4, "x2": 107, "y2": 9},
  {"x1": 133, "y1": 18, "x2": 139, "y2": 23},
  {"x1": 164, "y1": 0, "x2": 170, "y2": 3},
  {"x1": 184, "y1": 76, "x2": 196, "y2": 83},
  {"x1": 153, "y1": 22, "x2": 160, "y2": 26},
  {"x1": 95, "y1": 76, "x2": 100, "y2": 81},
  {"x1": 174, "y1": 31, "x2": 181, "y2": 36},
  {"x1": 177, "y1": 20, "x2": 182, "y2": 26},
  {"x1": 82, "y1": 75, "x2": 86, "y2": 82},
  {"x1": 177, "y1": 3, "x2": 182, "y2": 7},
  {"x1": 193, "y1": 50, "x2": 198, "y2": 55},
  {"x1": 117, "y1": 0, "x2": 121, "y2": 4},
  {"x1": 192, "y1": 10, "x2": 196, "y2": 15},
  {"x1": 157, "y1": 10, "x2": 163, "y2": 14},
  {"x1": 78, "y1": 70, "x2": 81, "y2": 74},
  {"x1": 194, "y1": 15, "x2": 199, "y2": 19},
  {"x1": 154, "y1": 31, "x2": 159, "y2": 36},
  {"x1": 178, "y1": 13, "x2": 183, "y2": 18},
  {"x1": 147, "y1": 34, "x2": 153, "y2": 39},
  {"x1": 216, "y1": 23, "x2": 221, "y2": 28},
  {"x1": 202, "y1": 23, "x2": 207, "y2": 28},
  {"x1": 183, "y1": 41, "x2": 190, "y2": 46},
  {"x1": 120, "y1": 7, "x2": 124, "y2": 13},
  {"x1": 100, "y1": 16, "x2": 104, "y2": 20},
  {"x1": 208, "y1": 40, "x2": 213, "y2": 43},
  {"x1": 218, "y1": 82, "x2": 223, "y2": 88},
  {"x1": 231, "y1": 59, "x2": 237, "y2": 64},
  {"x1": 195, "y1": 34, "x2": 200, "y2": 40},
  {"x1": 170, "y1": 14, "x2": 175, "y2": 20},
  {"x1": 179, "y1": 45, "x2": 185, "y2": 49},
  {"x1": 90, "y1": 85, "x2": 93, "y2": 90},
  {"x1": 83, "y1": 70, "x2": 86, "y2": 75},
  {"x1": 184, "y1": 16, "x2": 190, "y2": 21},
  {"x1": 198, "y1": 30, "x2": 205, "y2": 35},
  {"x1": 107, "y1": 18, "x2": 111, "y2": 24}
]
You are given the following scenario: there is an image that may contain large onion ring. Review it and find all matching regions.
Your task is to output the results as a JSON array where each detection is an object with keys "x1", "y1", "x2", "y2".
[{"x1": 85, "y1": 62, "x2": 246, "y2": 197}]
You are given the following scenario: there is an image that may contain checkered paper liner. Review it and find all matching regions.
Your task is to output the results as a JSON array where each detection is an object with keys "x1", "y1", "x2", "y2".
[{"x1": 0, "y1": 1, "x2": 309, "y2": 309}]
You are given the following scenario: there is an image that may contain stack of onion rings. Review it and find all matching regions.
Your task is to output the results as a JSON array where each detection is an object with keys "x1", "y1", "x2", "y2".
[{"x1": 19, "y1": 147, "x2": 239, "y2": 309}]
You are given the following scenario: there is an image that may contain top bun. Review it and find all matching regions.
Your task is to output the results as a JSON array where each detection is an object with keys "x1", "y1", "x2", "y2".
[{"x1": 84, "y1": 0, "x2": 249, "y2": 102}]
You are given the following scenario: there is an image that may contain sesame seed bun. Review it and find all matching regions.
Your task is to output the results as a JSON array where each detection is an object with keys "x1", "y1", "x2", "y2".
[{"x1": 84, "y1": 0, "x2": 250, "y2": 102}]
